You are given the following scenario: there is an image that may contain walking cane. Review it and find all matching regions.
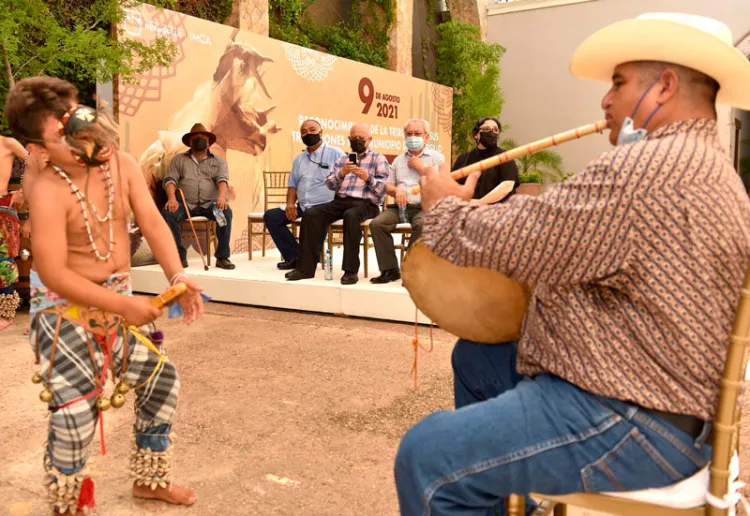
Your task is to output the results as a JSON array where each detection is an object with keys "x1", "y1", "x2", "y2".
[{"x1": 177, "y1": 188, "x2": 209, "y2": 271}]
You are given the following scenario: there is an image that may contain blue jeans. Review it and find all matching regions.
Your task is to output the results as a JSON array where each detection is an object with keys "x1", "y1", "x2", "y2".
[
  {"x1": 161, "y1": 199, "x2": 233, "y2": 260},
  {"x1": 394, "y1": 339, "x2": 712, "y2": 516},
  {"x1": 263, "y1": 204, "x2": 326, "y2": 263}
]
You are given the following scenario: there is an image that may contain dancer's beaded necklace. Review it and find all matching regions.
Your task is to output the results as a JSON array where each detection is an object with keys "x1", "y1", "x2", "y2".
[{"x1": 53, "y1": 163, "x2": 115, "y2": 262}]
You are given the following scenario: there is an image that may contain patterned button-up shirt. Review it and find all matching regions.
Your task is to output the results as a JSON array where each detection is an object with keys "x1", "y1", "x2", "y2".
[
  {"x1": 325, "y1": 148, "x2": 390, "y2": 207},
  {"x1": 423, "y1": 119, "x2": 750, "y2": 419},
  {"x1": 163, "y1": 151, "x2": 229, "y2": 210}
]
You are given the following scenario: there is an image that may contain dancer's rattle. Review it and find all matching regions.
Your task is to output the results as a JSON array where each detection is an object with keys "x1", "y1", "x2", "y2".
[{"x1": 151, "y1": 283, "x2": 188, "y2": 309}]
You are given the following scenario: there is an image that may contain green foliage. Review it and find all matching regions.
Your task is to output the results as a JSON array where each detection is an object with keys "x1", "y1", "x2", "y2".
[
  {"x1": 269, "y1": 0, "x2": 314, "y2": 45},
  {"x1": 269, "y1": 0, "x2": 393, "y2": 68},
  {"x1": 304, "y1": 22, "x2": 388, "y2": 68},
  {"x1": 517, "y1": 171, "x2": 542, "y2": 184},
  {"x1": 741, "y1": 156, "x2": 750, "y2": 178},
  {"x1": 434, "y1": 21, "x2": 505, "y2": 155},
  {"x1": 501, "y1": 137, "x2": 568, "y2": 184},
  {"x1": 172, "y1": 0, "x2": 234, "y2": 23},
  {"x1": 0, "y1": 0, "x2": 178, "y2": 133}
]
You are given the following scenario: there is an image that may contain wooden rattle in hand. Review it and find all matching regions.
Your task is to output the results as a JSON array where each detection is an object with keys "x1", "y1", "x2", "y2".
[{"x1": 151, "y1": 283, "x2": 188, "y2": 309}]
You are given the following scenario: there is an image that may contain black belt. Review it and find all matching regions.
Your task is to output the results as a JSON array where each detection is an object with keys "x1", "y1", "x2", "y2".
[{"x1": 649, "y1": 409, "x2": 710, "y2": 441}]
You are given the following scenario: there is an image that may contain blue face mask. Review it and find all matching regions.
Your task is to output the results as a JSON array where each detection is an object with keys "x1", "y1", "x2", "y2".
[
  {"x1": 405, "y1": 136, "x2": 424, "y2": 151},
  {"x1": 616, "y1": 118, "x2": 649, "y2": 146},
  {"x1": 616, "y1": 79, "x2": 662, "y2": 146}
]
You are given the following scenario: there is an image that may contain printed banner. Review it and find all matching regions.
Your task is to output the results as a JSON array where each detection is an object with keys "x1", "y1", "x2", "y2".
[{"x1": 117, "y1": 4, "x2": 453, "y2": 253}]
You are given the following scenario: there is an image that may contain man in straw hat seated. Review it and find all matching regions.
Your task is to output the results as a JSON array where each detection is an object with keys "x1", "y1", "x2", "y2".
[{"x1": 394, "y1": 13, "x2": 750, "y2": 516}]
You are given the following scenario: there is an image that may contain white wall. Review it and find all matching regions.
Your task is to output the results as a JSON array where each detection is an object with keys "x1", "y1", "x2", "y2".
[{"x1": 487, "y1": 0, "x2": 750, "y2": 174}]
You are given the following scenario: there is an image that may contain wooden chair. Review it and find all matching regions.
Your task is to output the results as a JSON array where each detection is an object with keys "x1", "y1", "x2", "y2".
[
  {"x1": 327, "y1": 218, "x2": 372, "y2": 277},
  {"x1": 290, "y1": 220, "x2": 326, "y2": 270},
  {"x1": 385, "y1": 195, "x2": 414, "y2": 265},
  {"x1": 180, "y1": 216, "x2": 216, "y2": 266},
  {"x1": 247, "y1": 171, "x2": 289, "y2": 260},
  {"x1": 506, "y1": 267, "x2": 750, "y2": 516},
  {"x1": 327, "y1": 196, "x2": 415, "y2": 278}
]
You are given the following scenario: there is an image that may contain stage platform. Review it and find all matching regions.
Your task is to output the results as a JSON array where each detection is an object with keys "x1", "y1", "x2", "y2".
[{"x1": 131, "y1": 247, "x2": 431, "y2": 324}]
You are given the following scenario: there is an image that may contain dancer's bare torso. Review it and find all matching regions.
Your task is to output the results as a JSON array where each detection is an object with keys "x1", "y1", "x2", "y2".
[
  {"x1": 0, "y1": 136, "x2": 26, "y2": 196},
  {"x1": 34, "y1": 154, "x2": 133, "y2": 284}
]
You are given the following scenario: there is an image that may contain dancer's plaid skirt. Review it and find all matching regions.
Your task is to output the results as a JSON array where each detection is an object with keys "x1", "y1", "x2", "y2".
[{"x1": 30, "y1": 312, "x2": 180, "y2": 473}]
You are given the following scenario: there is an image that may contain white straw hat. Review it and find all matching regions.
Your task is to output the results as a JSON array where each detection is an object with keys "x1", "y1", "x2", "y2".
[{"x1": 570, "y1": 13, "x2": 750, "y2": 109}]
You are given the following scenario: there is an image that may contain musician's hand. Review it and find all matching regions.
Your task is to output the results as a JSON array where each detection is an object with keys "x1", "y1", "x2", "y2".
[
  {"x1": 419, "y1": 162, "x2": 479, "y2": 211},
  {"x1": 215, "y1": 195, "x2": 227, "y2": 210},
  {"x1": 176, "y1": 276, "x2": 204, "y2": 325},
  {"x1": 165, "y1": 198, "x2": 179, "y2": 213}
]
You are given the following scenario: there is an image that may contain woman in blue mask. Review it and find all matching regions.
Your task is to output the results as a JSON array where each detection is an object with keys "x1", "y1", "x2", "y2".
[{"x1": 452, "y1": 117, "x2": 518, "y2": 200}]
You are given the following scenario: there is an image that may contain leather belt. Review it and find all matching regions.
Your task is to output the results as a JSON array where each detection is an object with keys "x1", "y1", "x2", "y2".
[{"x1": 648, "y1": 409, "x2": 711, "y2": 441}]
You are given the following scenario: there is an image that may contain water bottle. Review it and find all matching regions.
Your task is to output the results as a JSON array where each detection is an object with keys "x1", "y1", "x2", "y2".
[
  {"x1": 212, "y1": 202, "x2": 227, "y2": 227},
  {"x1": 324, "y1": 249, "x2": 333, "y2": 280},
  {"x1": 398, "y1": 205, "x2": 408, "y2": 224}
]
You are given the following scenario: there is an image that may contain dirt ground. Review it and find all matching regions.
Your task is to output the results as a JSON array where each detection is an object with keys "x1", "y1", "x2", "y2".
[
  {"x1": 2, "y1": 303, "x2": 749, "y2": 516},
  {"x1": 0, "y1": 304, "x2": 456, "y2": 516}
]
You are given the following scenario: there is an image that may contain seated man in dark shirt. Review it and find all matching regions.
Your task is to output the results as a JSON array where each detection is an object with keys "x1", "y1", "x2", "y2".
[{"x1": 452, "y1": 117, "x2": 518, "y2": 200}]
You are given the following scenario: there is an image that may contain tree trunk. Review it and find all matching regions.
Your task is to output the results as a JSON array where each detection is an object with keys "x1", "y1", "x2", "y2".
[{"x1": 1, "y1": 45, "x2": 14, "y2": 88}]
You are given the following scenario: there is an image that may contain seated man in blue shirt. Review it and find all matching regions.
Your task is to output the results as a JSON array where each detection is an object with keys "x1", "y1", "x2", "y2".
[{"x1": 264, "y1": 119, "x2": 345, "y2": 270}]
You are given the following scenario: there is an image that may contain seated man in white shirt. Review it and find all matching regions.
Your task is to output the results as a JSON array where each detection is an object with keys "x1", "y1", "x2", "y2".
[
  {"x1": 369, "y1": 119, "x2": 444, "y2": 284},
  {"x1": 264, "y1": 119, "x2": 345, "y2": 270}
]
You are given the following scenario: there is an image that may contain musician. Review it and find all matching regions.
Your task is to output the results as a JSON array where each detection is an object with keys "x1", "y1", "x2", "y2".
[
  {"x1": 394, "y1": 13, "x2": 750, "y2": 515},
  {"x1": 452, "y1": 117, "x2": 518, "y2": 199}
]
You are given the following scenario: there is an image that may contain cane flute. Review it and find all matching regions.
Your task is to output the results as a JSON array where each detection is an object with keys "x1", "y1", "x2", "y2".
[
  {"x1": 410, "y1": 120, "x2": 608, "y2": 195},
  {"x1": 177, "y1": 188, "x2": 210, "y2": 271}
]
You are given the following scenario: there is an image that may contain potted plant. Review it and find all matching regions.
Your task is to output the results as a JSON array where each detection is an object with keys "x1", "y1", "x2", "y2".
[
  {"x1": 516, "y1": 171, "x2": 542, "y2": 196},
  {"x1": 502, "y1": 138, "x2": 567, "y2": 196}
]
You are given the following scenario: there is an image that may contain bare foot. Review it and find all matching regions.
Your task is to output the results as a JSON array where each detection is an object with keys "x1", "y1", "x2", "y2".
[
  {"x1": 132, "y1": 482, "x2": 197, "y2": 506},
  {"x1": 0, "y1": 318, "x2": 13, "y2": 331}
]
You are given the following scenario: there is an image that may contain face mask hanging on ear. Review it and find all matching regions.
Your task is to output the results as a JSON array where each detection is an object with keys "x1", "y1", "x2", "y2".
[{"x1": 617, "y1": 79, "x2": 663, "y2": 147}]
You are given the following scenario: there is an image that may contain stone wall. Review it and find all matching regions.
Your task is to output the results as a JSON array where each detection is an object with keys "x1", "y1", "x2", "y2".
[
  {"x1": 225, "y1": 0, "x2": 270, "y2": 36},
  {"x1": 224, "y1": 0, "x2": 494, "y2": 77},
  {"x1": 388, "y1": 0, "x2": 414, "y2": 74}
]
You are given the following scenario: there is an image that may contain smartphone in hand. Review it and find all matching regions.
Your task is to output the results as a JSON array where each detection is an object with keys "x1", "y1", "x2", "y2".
[{"x1": 348, "y1": 152, "x2": 359, "y2": 166}]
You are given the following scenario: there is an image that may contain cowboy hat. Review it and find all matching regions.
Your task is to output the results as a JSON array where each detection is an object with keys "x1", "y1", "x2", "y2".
[
  {"x1": 181, "y1": 123, "x2": 217, "y2": 147},
  {"x1": 570, "y1": 13, "x2": 750, "y2": 110}
]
